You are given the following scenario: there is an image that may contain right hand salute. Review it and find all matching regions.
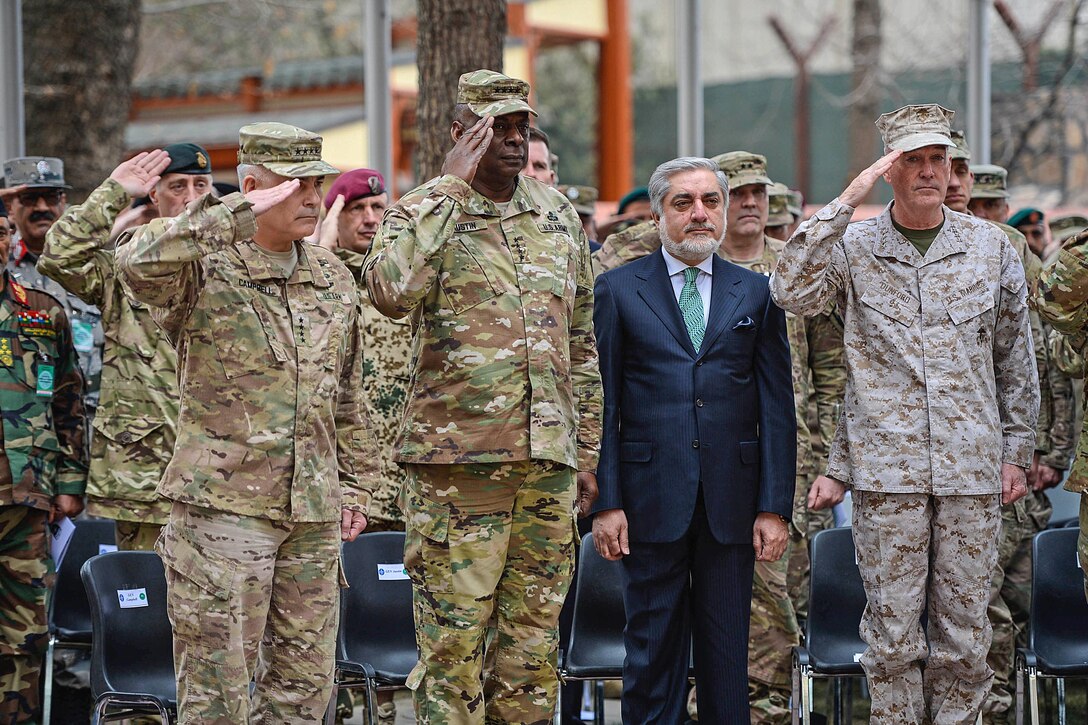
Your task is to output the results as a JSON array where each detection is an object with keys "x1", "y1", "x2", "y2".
[
  {"x1": 246, "y1": 179, "x2": 300, "y2": 216},
  {"x1": 110, "y1": 149, "x2": 172, "y2": 198},
  {"x1": 839, "y1": 149, "x2": 902, "y2": 208},
  {"x1": 442, "y1": 115, "x2": 495, "y2": 184}
]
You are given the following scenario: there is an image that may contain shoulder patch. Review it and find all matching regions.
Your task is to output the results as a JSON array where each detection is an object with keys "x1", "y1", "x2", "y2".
[{"x1": 9, "y1": 280, "x2": 29, "y2": 308}]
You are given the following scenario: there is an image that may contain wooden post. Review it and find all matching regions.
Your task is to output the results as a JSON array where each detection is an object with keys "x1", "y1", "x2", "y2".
[{"x1": 598, "y1": 0, "x2": 633, "y2": 200}]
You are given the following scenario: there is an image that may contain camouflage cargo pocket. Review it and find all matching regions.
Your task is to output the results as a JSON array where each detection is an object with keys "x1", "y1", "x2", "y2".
[{"x1": 403, "y1": 489, "x2": 452, "y2": 594}]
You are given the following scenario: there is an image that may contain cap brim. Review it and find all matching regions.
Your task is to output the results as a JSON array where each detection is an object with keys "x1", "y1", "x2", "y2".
[
  {"x1": 261, "y1": 160, "x2": 340, "y2": 177},
  {"x1": 767, "y1": 212, "x2": 793, "y2": 226},
  {"x1": 948, "y1": 149, "x2": 971, "y2": 161},
  {"x1": 888, "y1": 133, "x2": 955, "y2": 152},
  {"x1": 468, "y1": 99, "x2": 537, "y2": 117},
  {"x1": 18, "y1": 182, "x2": 71, "y2": 190},
  {"x1": 970, "y1": 190, "x2": 1010, "y2": 200},
  {"x1": 729, "y1": 174, "x2": 773, "y2": 189}
]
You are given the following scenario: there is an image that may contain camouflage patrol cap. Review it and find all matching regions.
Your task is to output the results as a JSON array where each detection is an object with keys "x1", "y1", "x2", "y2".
[
  {"x1": 237, "y1": 122, "x2": 339, "y2": 177},
  {"x1": 949, "y1": 130, "x2": 971, "y2": 161},
  {"x1": 457, "y1": 69, "x2": 537, "y2": 117},
  {"x1": 712, "y1": 151, "x2": 772, "y2": 189},
  {"x1": 3, "y1": 157, "x2": 70, "y2": 189},
  {"x1": 875, "y1": 104, "x2": 955, "y2": 152},
  {"x1": 162, "y1": 142, "x2": 213, "y2": 175},
  {"x1": 786, "y1": 189, "x2": 804, "y2": 218},
  {"x1": 970, "y1": 164, "x2": 1010, "y2": 200},
  {"x1": 1049, "y1": 214, "x2": 1088, "y2": 244},
  {"x1": 560, "y1": 185, "x2": 598, "y2": 216},
  {"x1": 767, "y1": 183, "x2": 792, "y2": 226}
]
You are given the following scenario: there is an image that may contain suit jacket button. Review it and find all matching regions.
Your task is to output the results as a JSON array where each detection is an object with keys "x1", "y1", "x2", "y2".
[
  {"x1": 692, "y1": 440, "x2": 700, "y2": 448},
  {"x1": 696, "y1": 361, "x2": 704, "y2": 366},
  {"x1": 696, "y1": 399, "x2": 704, "y2": 407}
]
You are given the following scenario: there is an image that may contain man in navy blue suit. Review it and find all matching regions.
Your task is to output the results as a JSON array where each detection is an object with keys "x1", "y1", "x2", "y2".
[{"x1": 592, "y1": 156, "x2": 796, "y2": 724}]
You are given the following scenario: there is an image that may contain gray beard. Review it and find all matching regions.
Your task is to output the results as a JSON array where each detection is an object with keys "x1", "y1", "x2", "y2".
[{"x1": 660, "y1": 226, "x2": 724, "y2": 262}]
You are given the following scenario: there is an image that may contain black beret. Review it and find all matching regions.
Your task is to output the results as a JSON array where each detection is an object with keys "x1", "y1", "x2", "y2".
[{"x1": 162, "y1": 142, "x2": 212, "y2": 175}]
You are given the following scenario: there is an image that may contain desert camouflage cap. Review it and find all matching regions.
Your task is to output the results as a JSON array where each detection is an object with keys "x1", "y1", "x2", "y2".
[
  {"x1": 949, "y1": 130, "x2": 971, "y2": 161},
  {"x1": 767, "y1": 182, "x2": 792, "y2": 226},
  {"x1": 970, "y1": 164, "x2": 1010, "y2": 200},
  {"x1": 4, "y1": 157, "x2": 70, "y2": 189},
  {"x1": 560, "y1": 185, "x2": 598, "y2": 216},
  {"x1": 786, "y1": 189, "x2": 804, "y2": 218},
  {"x1": 876, "y1": 104, "x2": 955, "y2": 152},
  {"x1": 457, "y1": 69, "x2": 537, "y2": 117},
  {"x1": 712, "y1": 151, "x2": 772, "y2": 189},
  {"x1": 237, "y1": 122, "x2": 339, "y2": 177},
  {"x1": 1049, "y1": 214, "x2": 1088, "y2": 244}
]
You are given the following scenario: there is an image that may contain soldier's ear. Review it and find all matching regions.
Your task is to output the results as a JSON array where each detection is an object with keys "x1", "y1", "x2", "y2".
[
  {"x1": 241, "y1": 175, "x2": 258, "y2": 194},
  {"x1": 451, "y1": 122, "x2": 465, "y2": 145}
]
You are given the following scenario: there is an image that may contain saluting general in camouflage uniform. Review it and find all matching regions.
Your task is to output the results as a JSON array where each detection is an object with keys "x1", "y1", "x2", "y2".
[
  {"x1": 4, "y1": 157, "x2": 104, "y2": 417},
  {"x1": 771, "y1": 105, "x2": 1038, "y2": 724},
  {"x1": 363, "y1": 70, "x2": 602, "y2": 725},
  {"x1": 38, "y1": 145, "x2": 211, "y2": 552},
  {"x1": 0, "y1": 197, "x2": 87, "y2": 724},
  {"x1": 116, "y1": 123, "x2": 379, "y2": 725}
]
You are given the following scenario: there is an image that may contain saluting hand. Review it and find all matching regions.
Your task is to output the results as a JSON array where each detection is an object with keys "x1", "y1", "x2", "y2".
[
  {"x1": 316, "y1": 194, "x2": 345, "y2": 250},
  {"x1": 246, "y1": 179, "x2": 300, "y2": 216},
  {"x1": 839, "y1": 149, "x2": 902, "y2": 208},
  {"x1": 441, "y1": 115, "x2": 495, "y2": 185},
  {"x1": 110, "y1": 150, "x2": 172, "y2": 198}
]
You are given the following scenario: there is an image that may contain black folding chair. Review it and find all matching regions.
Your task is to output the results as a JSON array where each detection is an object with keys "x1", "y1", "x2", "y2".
[
  {"x1": 792, "y1": 526, "x2": 868, "y2": 725},
  {"x1": 1015, "y1": 528, "x2": 1088, "y2": 725},
  {"x1": 81, "y1": 550, "x2": 176, "y2": 724},
  {"x1": 559, "y1": 532, "x2": 626, "y2": 725},
  {"x1": 328, "y1": 531, "x2": 416, "y2": 725},
  {"x1": 43, "y1": 517, "x2": 116, "y2": 725}
]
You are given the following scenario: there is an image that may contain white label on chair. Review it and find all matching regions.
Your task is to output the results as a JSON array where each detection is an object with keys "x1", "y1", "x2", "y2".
[
  {"x1": 99, "y1": 544, "x2": 118, "y2": 555},
  {"x1": 853, "y1": 653, "x2": 864, "y2": 662},
  {"x1": 117, "y1": 588, "x2": 148, "y2": 609},
  {"x1": 376, "y1": 563, "x2": 409, "y2": 581}
]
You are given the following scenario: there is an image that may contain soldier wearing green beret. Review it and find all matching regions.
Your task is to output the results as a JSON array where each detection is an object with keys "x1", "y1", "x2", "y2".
[
  {"x1": 364, "y1": 69, "x2": 602, "y2": 725},
  {"x1": 117, "y1": 123, "x2": 380, "y2": 722}
]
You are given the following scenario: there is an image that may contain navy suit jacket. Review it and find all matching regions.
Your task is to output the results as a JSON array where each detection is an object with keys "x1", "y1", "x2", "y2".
[{"x1": 592, "y1": 250, "x2": 796, "y2": 545}]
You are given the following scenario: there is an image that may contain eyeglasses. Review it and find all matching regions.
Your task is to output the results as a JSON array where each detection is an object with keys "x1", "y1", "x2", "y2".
[{"x1": 17, "y1": 190, "x2": 63, "y2": 206}]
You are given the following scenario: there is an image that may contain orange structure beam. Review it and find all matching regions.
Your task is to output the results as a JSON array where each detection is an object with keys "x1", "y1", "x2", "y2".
[{"x1": 598, "y1": 0, "x2": 633, "y2": 200}]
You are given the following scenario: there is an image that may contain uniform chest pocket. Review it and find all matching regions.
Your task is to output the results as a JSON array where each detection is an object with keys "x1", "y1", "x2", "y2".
[
  {"x1": 209, "y1": 297, "x2": 288, "y2": 379},
  {"x1": 860, "y1": 286, "x2": 920, "y2": 327},
  {"x1": 439, "y1": 238, "x2": 499, "y2": 314},
  {"x1": 946, "y1": 291, "x2": 995, "y2": 325},
  {"x1": 550, "y1": 233, "x2": 579, "y2": 305}
]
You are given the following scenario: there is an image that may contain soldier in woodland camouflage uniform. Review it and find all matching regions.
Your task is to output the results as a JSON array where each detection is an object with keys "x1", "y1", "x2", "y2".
[
  {"x1": 4, "y1": 157, "x2": 104, "y2": 417},
  {"x1": 39, "y1": 144, "x2": 212, "y2": 551},
  {"x1": 116, "y1": 123, "x2": 379, "y2": 724},
  {"x1": 363, "y1": 70, "x2": 602, "y2": 725},
  {"x1": 319, "y1": 167, "x2": 405, "y2": 725},
  {"x1": 0, "y1": 198, "x2": 87, "y2": 724},
  {"x1": 771, "y1": 105, "x2": 1038, "y2": 724}
]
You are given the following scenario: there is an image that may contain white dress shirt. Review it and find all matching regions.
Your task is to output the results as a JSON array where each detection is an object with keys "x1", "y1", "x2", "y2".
[{"x1": 661, "y1": 246, "x2": 713, "y2": 325}]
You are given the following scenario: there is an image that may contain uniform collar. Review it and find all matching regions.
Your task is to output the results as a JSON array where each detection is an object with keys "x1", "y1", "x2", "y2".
[
  {"x1": 237, "y1": 240, "x2": 330, "y2": 288},
  {"x1": 460, "y1": 176, "x2": 543, "y2": 219},
  {"x1": 874, "y1": 202, "x2": 968, "y2": 267}
]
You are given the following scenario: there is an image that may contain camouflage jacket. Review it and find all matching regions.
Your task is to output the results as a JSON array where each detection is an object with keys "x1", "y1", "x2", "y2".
[
  {"x1": 364, "y1": 174, "x2": 602, "y2": 471},
  {"x1": 771, "y1": 200, "x2": 1038, "y2": 494},
  {"x1": 335, "y1": 246, "x2": 410, "y2": 525},
  {"x1": 593, "y1": 220, "x2": 661, "y2": 276},
  {"x1": 39, "y1": 178, "x2": 176, "y2": 524},
  {"x1": 10, "y1": 238, "x2": 104, "y2": 412},
  {"x1": 116, "y1": 192, "x2": 378, "y2": 522},
  {"x1": 0, "y1": 274, "x2": 87, "y2": 511}
]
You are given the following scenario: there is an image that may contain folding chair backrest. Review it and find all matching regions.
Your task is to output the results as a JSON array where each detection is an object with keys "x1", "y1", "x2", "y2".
[
  {"x1": 1030, "y1": 528, "x2": 1088, "y2": 670},
  {"x1": 564, "y1": 532, "x2": 626, "y2": 677},
  {"x1": 50, "y1": 518, "x2": 117, "y2": 641},
  {"x1": 80, "y1": 551, "x2": 176, "y2": 702},
  {"x1": 338, "y1": 531, "x2": 417, "y2": 681},
  {"x1": 805, "y1": 527, "x2": 867, "y2": 672}
]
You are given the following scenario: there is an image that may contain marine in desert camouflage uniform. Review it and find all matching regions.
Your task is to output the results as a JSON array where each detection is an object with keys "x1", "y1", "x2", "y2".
[
  {"x1": 116, "y1": 123, "x2": 378, "y2": 724},
  {"x1": 0, "y1": 197, "x2": 86, "y2": 724},
  {"x1": 363, "y1": 70, "x2": 602, "y2": 725}
]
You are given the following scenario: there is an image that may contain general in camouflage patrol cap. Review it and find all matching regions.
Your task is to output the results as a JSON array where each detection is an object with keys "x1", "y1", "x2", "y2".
[
  {"x1": 970, "y1": 164, "x2": 1010, "y2": 199},
  {"x1": 949, "y1": 130, "x2": 971, "y2": 161},
  {"x1": 457, "y1": 69, "x2": 537, "y2": 117},
  {"x1": 1050, "y1": 214, "x2": 1088, "y2": 245},
  {"x1": 3, "y1": 156, "x2": 70, "y2": 189},
  {"x1": 712, "y1": 151, "x2": 772, "y2": 189},
  {"x1": 162, "y1": 142, "x2": 213, "y2": 176},
  {"x1": 767, "y1": 182, "x2": 793, "y2": 226},
  {"x1": 237, "y1": 122, "x2": 338, "y2": 177},
  {"x1": 560, "y1": 185, "x2": 598, "y2": 217},
  {"x1": 875, "y1": 104, "x2": 955, "y2": 152}
]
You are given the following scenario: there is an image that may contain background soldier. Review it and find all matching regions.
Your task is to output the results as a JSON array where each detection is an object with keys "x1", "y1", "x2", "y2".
[
  {"x1": 0, "y1": 197, "x2": 86, "y2": 724},
  {"x1": 117, "y1": 123, "x2": 378, "y2": 723},
  {"x1": 38, "y1": 144, "x2": 211, "y2": 551},
  {"x1": 967, "y1": 164, "x2": 1012, "y2": 222},
  {"x1": 364, "y1": 69, "x2": 602, "y2": 724},
  {"x1": 3, "y1": 157, "x2": 103, "y2": 418}
]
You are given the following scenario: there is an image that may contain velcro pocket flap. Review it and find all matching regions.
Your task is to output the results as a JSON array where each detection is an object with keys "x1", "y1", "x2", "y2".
[{"x1": 161, "y1": 527, "x2": 236, "y2": 601}]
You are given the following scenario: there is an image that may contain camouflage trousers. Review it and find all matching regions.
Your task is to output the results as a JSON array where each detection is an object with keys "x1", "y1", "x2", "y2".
[
  {"x1": 0, "y1": 506, "x2": 50, "y2": 724},
  {"x1": 852, "y1": 491, "x2": 1000, "y2": 725},
  {"x1": 402, "y1": 460, "x2": 576, "y2": 725},
  {"x1": 158, "y1": 502, "x2": 341, "y2": 725},
  {"x1": 115, "y1": 520, "x2": 164, "y2": 551},
  {"x1": 748, "y1": 527, "x2": 799, "y2": 725},
  {"x1": 980, "y1": 499, "x2": 1029, "y2": 725}
]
